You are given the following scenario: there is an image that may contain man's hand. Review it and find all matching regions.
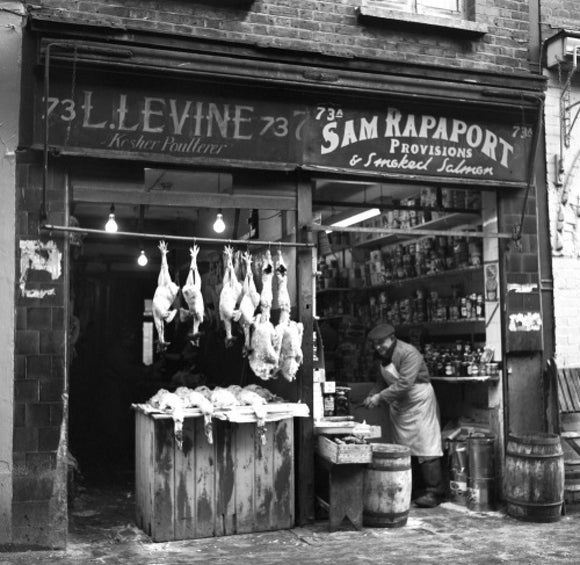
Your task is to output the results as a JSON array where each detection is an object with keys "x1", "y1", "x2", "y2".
[{"x1": 363, "y1": 394, "x2": 380, "y2": 408}]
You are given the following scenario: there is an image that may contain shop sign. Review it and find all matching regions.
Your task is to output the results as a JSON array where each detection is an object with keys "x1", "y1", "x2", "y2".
[
  {"x1": 34, "y1": 78, "x2": 535, "y2": 184},
  {"x1": 303, "y1": 104, "x2": 534, "y2": 183},
  {"x1": 35, "y1": 81, "x2": 305, "y2": 165}
]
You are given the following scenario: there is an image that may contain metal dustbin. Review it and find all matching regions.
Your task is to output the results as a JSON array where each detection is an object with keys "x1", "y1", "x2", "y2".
[{"x1": 466, "y1": 434, "x2": 495, "y2": 511}]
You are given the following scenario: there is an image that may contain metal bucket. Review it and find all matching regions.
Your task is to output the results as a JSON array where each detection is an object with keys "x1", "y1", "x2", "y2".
[
  {"x1": 448, "y1": 438, "x2": 468, "y2": 505},
  {"x1": 466, "y1": 435, "x2": 495, "y2": 511}
]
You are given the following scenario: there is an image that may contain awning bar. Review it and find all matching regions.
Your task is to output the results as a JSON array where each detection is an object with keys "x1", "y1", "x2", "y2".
[
  {"x1": 312, "y1": 224, "x2": 514, "y2": 240},
  {"x1": 41, "y1": 224, "x2": 315, "y2": 248}
]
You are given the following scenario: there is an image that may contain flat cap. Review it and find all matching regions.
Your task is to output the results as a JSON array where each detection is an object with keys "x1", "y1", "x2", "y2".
[{"x1": 368, "y1": 323, "x2": 396, "y2": 341}]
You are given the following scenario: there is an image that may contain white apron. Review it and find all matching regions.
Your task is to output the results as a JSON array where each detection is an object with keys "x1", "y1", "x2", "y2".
[{"x1": 381, "y1": 365, "x2": 443, "y2": 458}]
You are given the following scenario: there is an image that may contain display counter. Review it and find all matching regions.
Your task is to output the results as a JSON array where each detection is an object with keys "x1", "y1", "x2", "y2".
[{"x1": 133, "y1": 403, "x2": 308, "y2": 541}]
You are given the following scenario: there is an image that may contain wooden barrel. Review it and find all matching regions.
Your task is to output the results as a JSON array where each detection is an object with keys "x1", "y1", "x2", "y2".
[
  {"x1": 561, "y1": 413, "x2": 580, "y2": 504},
  {"x1": 505, "y1": 433, "x2": 565, "y2": 523},
  {"x1": 363, "y1": 443, "x2": 411, "y2": 528}
]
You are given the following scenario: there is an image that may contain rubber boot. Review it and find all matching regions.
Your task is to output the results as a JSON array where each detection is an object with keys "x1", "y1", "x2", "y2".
[
  {"x1": 414, "y1": 458, "x2": 444, "y2": 508},
  {"x1": 411, "y1": 456, "x2": 425, "y2": 501}
]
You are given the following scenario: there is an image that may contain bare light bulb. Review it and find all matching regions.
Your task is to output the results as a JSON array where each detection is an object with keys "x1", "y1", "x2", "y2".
[
  {"x1": 105, "y1": 204, "x2": 118, "y2": 233},
  {"x1": 137, "y1": 249, "x2": 148, "y2": 267},
  {"x1": 213, "y1": 211, "x2": 226, "y2": 234}
]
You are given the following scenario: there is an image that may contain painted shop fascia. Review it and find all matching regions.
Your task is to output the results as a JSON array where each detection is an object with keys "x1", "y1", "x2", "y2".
[
  {"x1": 9, "y1": 16, "x2": 548, "y2": 548},
  {"x1": 35, "y1": 71, "x2": 538, "y2": 187}
]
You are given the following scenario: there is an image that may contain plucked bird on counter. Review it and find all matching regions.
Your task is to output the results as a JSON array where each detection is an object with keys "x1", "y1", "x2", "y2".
[
  {"x1": 210, "y1": 386, "x2": 239, "y2": 409},
  {"x1": 231, "y1": 385, "x2": 267, "y2": 421},
  {"x1": 228, "y1": 384, "x2": 269, "y2": 443},
  {"x1": 243, "y1": 383, "x2": 283, "y2": 403},
  {"x1": 174, "y1": 386, "x2": 214, "y2": 444},
  {"x1": 249, "y1": 250, "x2": 280, "y2": 380},
  {"x1": 219, "y1": 245, "x2": 242, "y2": 347},
  {"x1": 147, "y1": 389, "x2": 186, "y2": 449},
  {"x1": 180, "y1": 244, "x2": 204, "y2": 345},
  {"x1": 194, "y1": 385, "x2": 212, "y2": 400},
  {"x1": 274, "y1": 250, "x2": 304, "y2": 382},
  {"x1": 152, "y1": 241, "x2": 180, "y2": 352},
  {"x1": 233, "y1": 251, "x2": 261, "y2": 355}
]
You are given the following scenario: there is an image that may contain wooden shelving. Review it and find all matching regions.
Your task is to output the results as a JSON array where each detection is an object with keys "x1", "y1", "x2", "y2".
[
  {"x1": 396, "y1": 320, "x2": 485, "y2": 334},
  {"x1": 352, "y1": 212, "x2": 481, "y2": 249},
  {"x1": 431, "y1": 375, "x2": 500, "y2": 383},
  {"x1": 317, "y1": 315, "x2": 348, "y2": 322},
  {"x1": 365, "y1": 265, "x2": 483, "y2": 292},
  {"x1": 317, "y1": 287, "x2": 352, "y2": 296}
]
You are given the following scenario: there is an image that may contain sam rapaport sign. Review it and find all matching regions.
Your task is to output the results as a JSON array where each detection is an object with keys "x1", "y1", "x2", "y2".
[
  {"x1": 35, "y1": 79, "x2": 535, "y2": 183},
  {"x1": 305, "y1": 105, "x2": 532, "y2": 182}
]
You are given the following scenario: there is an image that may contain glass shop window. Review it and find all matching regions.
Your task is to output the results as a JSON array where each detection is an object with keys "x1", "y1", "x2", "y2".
[{"x1": 377, "y1": 0, "x2": 464, "y2": 18}]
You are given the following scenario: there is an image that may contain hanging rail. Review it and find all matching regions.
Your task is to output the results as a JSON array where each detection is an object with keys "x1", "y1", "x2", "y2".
[
  {"x1": 312, "y1": 224, "x2": 514, "y2": 240},
  {"x1": 40, "y1": 224, "x2": 315, "y2": 248}
]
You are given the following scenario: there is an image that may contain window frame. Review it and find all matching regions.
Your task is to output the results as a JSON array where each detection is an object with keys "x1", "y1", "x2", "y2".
[
  {"x1": 357, "y1": 0, "x2": 487, "y2": 37},
  {"x1": 376, "y1": 0, "x2": 464, "y2": 19}
]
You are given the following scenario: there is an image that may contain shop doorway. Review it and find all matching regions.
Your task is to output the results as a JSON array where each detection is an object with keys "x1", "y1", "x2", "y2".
[
  {"x1": 311, "y1": 178, "x2": 505, "y2": 470},
  {"x1": 66, "y1": 166, "x2": 303, "y2": 533}
]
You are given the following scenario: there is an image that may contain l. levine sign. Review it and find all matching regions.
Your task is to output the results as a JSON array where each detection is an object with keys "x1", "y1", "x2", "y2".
[{"x1": 34, "y1": 79, "x2": 535, "y2": 184}]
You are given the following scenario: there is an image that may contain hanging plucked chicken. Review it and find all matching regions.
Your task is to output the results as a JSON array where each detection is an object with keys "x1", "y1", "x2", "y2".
[
  {"x1": 152, "y1": 241, "x2": 180, "y2": 351},
  {"x1": 219, "y1": 245, "x2": 242, "y2": 347},
  {"x1": 274, "y1": 250, "x2": 304, "y2": 381},
  {"x1": 180, "y1": 244, "x2": 204, "y2": 345},
  {"x1": 249, "y1": 250, "x2": 280, "y2": 380},
  {"x1": 233, "y1": 251, "x2": 261, "y2": 355}
]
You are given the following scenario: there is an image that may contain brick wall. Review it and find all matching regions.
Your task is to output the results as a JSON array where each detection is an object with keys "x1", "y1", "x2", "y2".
[
  {"x1": 13, "y1": 159, "x2": 67, "y2": 548},
  {"x1": 541, "y1": 0, "x2": 580, "y2": 33},
  {"x1": 541, "y1": 1, "x2": 580, "y2": 367},
  {"x1": 30, "y1": 0, "x2": 534, "y2": 73}
]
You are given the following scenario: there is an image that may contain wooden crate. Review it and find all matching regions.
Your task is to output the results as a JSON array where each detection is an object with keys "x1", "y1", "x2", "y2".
[
  {"x1": 316, "y1": 435, "x2": 372, "y2": 465},
  {"x1": 135, "y1": 411, "x2": 295, "y2": 541}
]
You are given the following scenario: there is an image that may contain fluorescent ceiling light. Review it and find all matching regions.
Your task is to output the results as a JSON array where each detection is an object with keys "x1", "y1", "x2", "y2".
[{"x1": 330, "y1": 208, "x2": 381, "y2": 228}]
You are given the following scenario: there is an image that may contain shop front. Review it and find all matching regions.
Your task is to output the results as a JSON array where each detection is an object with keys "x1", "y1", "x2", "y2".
[{"x1": 13, "y1": 21, "x2": 547, "y2": 546}]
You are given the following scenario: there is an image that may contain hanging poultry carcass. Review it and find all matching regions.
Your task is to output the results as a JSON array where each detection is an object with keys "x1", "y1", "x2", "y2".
[
  {"x1": 147, "y1": 389, "x2": 186, "y2": 449},
  {"x1": 218, "y1": 245, "x2": 242, "y2": 347},
  {"x1": 174, "y1": 386, "x2": 214, "y2": 444},
  {"x1": 180, "y1": 244, "x2": 204, "y2": 345},
  {"x1": 276, "y1": 317, "x2": 304, "y2": 382},
  {"x1": 248, "y1": 250, "x2": 280, "y2": 380},
  {"x1": 232, "y1": 251, "x2": 261, "y2": 355},
  {"x1": 274, "y1": 250, "x2": 304, "y2": 382},
  {"x1": 152, "y1": 241, "x2": 180, "y2": 352}
]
